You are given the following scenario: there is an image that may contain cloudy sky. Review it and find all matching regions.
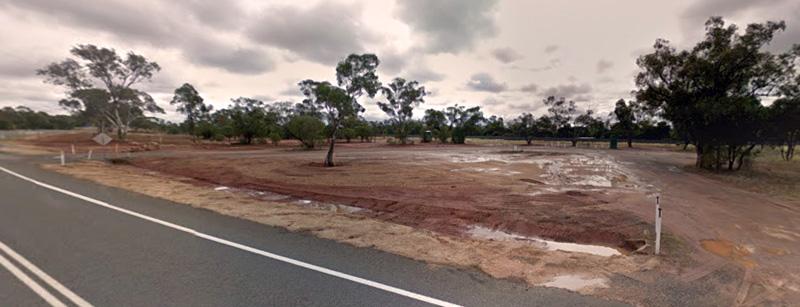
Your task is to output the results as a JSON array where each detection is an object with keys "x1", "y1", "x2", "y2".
[{"x1": 1, "y1": 0, "x2": 798, "y2": 122}]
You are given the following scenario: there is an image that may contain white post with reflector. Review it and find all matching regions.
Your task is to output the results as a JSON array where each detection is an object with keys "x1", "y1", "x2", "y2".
[{"x1": 655, "y1": 195, "x2": 662, "y2": 255}]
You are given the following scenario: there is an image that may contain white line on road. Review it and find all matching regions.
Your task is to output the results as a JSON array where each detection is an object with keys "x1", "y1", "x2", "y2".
[
  {"x1": 0, "y1": 166, "x2": 461, "y2": 307},
  {"x1": 0, "y1": 248, "x2": 66, "y2": 307},
  {"x1": 0, "y1": 240, "x2": 92, "y2": 307}
]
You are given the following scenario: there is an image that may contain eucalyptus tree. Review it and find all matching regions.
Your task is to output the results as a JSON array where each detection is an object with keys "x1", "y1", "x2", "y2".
[
  {"x1": 38, "y1": 44, "x2": 162, "y2": 139},
  {"x1": 635, "y1": 17, "x2": 791, "y2": 170},
  {"x1": 299, "y1": 54, "x2": 381, "y2": 167},
  {"x1": 378, "y1": 78, "x2": 427, "y2": 144},
  {"x1": 613, "y1": 99, "x2": 636, "y2": 147},
  {"x1": 511, "y1": 113, "x2": 537, "y2": 144},
  {"x1": 170, "y1": 83, "x2": 212, "y2": 138}
]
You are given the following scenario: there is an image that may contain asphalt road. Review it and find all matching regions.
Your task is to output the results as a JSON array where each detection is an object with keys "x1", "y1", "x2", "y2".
[{"x1": 0, "y1": 152, "x2": 628, "y2": 306}]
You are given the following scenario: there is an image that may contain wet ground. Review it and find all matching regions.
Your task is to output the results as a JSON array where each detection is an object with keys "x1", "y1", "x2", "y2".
[{"x1": 9, "y1": 134, "x2": 800, "y2": 305}]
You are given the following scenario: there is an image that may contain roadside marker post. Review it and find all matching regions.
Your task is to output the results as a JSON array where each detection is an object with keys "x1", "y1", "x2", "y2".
[
  {"x1": 87, "y1": 150, "x2": 93, "y2": 160},
  {"x1": 70, "y1": 144, "x2": 75, "y2": 155},
  {"x1": 655, "y1": 195, "x2": 662, "y2": 255},
  {"x1": 60, "y1": 151, "x2": 65, "y2": 166}
]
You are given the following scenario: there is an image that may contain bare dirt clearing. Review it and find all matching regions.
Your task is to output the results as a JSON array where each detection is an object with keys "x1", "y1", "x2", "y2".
[{"x1": 12, "y1": 134, "x2": 800, "y2": 305}]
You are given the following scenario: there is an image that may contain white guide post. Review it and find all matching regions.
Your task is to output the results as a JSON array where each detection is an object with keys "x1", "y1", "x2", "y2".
[
  {"x1": 70, "y1": 144, "x2": 75, "y2": 155},
  {"x1": 87, "y1": 150, "x2": 93, "y2": 160},
  {"x1": 60, "y1": 151, "x2": 65, "y2": 166},
  {"x1": 655, "y1": 195, "x2": 662, "y2": 255}
]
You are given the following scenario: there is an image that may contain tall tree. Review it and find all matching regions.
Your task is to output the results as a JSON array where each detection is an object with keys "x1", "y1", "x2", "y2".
[
  {"x1": 300, "y1": 53, "x2": 381, "y2": 167},
  {"x1": 543, "y1": 96, "x2": 576, "y2": 137},
  {"x1": 378, "y1": 78, "x2": 427, "y2": 144},
  {"x1": 511, "y1": 113, "x2": 537, "y2": 145},
  {"x1": 635, "y1": 17, "x2": 791, "y2": 170},
  {"x1": 170, "y1": 83, "x2": 212, "y2": 139},
  {"x1": 613, "y1": 99, "x2": 636, "y2": 147},
  {"x1": 423, "y1": 109, "x2": 449, "y2": 143},
  {"x1": 445, "y1": 105, "x2": 484, "y2": 144},
  {"x1": 38, "y1": 44, "x2": 163, "y2": 139}
]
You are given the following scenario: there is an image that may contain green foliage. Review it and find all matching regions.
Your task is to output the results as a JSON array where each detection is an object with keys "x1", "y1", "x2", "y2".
[
  {"x1": 510, "y1": 113, "x2": 537, "y2": 144},
  {"x1": 287, "y1": 115, "x2": 325, "y2": 149},
  {"x1": 378, "y1": 77, "x2": 426, "y2": 144},
  {"x1": 444, "y1": 105, "x2": 484, "y2": 143},
  {"x1": 635, "y1": 17, "x2": 792, "y2": 170},
  {"x1": 0, "y1": 106, "x2": 78, "y2": 130},
  {"x1": 268, "y1": 131, "x2": 282, "y2": 146},
  {"x1": 227, "y1": 97, "x2": 275, "y2": 144},
  {"x1": 171, "y1": 83, "x2": 212, "y2": 138},
  {"x1": 38, "y1": 44, "x2": 162, "y2": 139}
]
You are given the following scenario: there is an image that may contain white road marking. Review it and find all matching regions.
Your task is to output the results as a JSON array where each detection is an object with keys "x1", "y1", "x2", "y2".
[
  {"x1": 0, "y1": 166, "x2": 461, "y2": 307},
  {"x1": 0, "y1": 240, "x2": 92, "y2": 307},
  {"x1": 0, "y1": 249, "x2": 66, "y2": 307}
]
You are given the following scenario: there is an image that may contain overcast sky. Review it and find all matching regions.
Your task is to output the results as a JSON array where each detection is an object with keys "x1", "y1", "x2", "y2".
[{"x1": 1, "y1": 0, "x2": 798, "y2": 122}]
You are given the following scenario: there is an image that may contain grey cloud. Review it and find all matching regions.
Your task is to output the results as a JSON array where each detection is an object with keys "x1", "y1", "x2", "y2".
[
  {"x1": 596, "y1": 59, "x2": 614, "y2": 74},
  {"x1": 1, "y1": 0, "x2": 275, "y2": 74},
  {"x1": 541, "y1": 83, "x2": 592, "y2": 99},
  {"x1": 406, "y1": 67, "x2": 446, "y2": 83},
  {"x1": 597, "y1": 76, "x2": 615, "y2": 84},
  {"x1": 512, "y1": 58, "x2": 561, "y2": 72},
  {"x1": 544, "y1": 45, "x2": 559, "y2": 53},
  {"x1": 396, "y1": 0, "x2": 499, "y2": 54},
  {"x1": 519, "y1": 83, "x2": 538, "y2": 93},
  {"x1": 378, "y1": 50, "x2": 408, "y2": 74},
  {"x1": 184, "y1": 39, "x2": 275, "y2": 75},
  {"x1": 491, "y1": 47, "x2": 523, "y2": 63},
  {"x1": 171, "y1": 0, "x2": 246, "y2": 30},
  {"x1": 247, "y1": 2, "x2": 378, "y2": 65},
  {"x1": 466, "y1": 72, "x2": 507, "y2": 92}
]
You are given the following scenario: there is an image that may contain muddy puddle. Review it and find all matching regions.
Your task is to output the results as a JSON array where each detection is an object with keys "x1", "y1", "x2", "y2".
[
  {"x1": 467, "y1": 226, "x2": 622, "y2": 257},
  {"x1": 213, "y1": 186, "x2": 368, "y2": 214}
]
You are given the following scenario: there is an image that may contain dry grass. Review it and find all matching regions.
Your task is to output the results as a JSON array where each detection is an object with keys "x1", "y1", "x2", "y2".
[
  {"x1": 699, "y1": 148, "x2": 800, "y2": 201},
  {"x1": 43, "y1": 161, "x2": 641, "y2": 295}
]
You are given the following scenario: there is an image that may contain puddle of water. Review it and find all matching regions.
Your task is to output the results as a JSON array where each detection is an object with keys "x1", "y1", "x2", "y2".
[
  {"x1": 541, "y1": 274, "x2": 608, "y2": 291},
  {"x1": 467, "y1": 226, "x2": 621, "y2": 257},
  {"x1": 451, "y1": 167, "x2": 521, "y2": 176}
]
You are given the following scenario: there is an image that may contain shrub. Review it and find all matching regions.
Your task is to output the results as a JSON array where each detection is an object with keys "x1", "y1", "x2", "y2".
[{"x1": 287, "y1": 116, "x2": 324, "y2": 149}]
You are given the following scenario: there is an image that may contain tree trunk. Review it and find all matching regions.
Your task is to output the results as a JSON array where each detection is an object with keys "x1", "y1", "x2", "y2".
[
  {"x1": 324, "y1": 125, "x2": 338, "y2": 167},
  {"x1": 526, "y1": 138, "x2": 532, "y2": 145},
  {"x1": 627, "y1": 137, "x2": 633, "y2": 148},
  {"x1": 695, "y1": 144, "x2": 703, "y2": 168}
]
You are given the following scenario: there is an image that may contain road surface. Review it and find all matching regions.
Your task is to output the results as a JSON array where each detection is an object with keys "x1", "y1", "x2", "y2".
[{"x1": 0, "y1": 153, "x2": 627, "y2": 306}]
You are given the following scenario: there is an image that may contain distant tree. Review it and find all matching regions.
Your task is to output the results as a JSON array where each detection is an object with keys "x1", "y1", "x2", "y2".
[
  {"x1": 287, "y1": 115, "x2": 325, "y2": 149},
  {"x1": 227, "y1": 97, "x2": 273, "y2": 144},
  {"x1": 543, "y1": 96, "x2": 576, "y2": 137},
  {"x1": 423, "y1": 109, "x2": 449, "y2": 143},
  {"x1": 769, "y1": 98, "x2": 800, "y2": 161},
  {"x1": 38, "y1": 44, "x2": 163, "y2": 139},
  {"x1": 483, "y1": 115, "x2": 509, "y2": 136},
  {"x1": 445, "y1": 105, "x2": 484, "y2": 144},
  {"x1": 170, "y1": 83, "x2": 212, "y2": 139},
  {"x1": 613, "y1": 99, "x2": 636, "y2": 147},
  {"x1": 635, "y1": 17, "x2": 791, "y2": 170},
  {"x1": 511, "y1": 113, "x2": 537, "y2": 144},
  {"x1": 378, "y1": 78, "x2": 427, "y2": 144},
  {"x1": 574, "y1": 109, "x2": 607, "y2": 138}
]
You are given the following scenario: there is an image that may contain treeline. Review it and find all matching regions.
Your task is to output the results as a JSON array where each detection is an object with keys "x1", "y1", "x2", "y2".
[
  {"x1": 0, "y1": 106, "x2": 79, "y2": 130},
  {"x1": 33, "y1": 17, "x2": 800, "y2": 169}
]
